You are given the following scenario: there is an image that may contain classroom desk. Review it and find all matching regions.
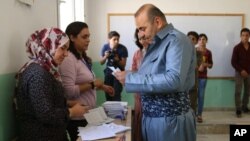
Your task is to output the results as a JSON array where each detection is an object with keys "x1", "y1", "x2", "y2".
[{"x1": 77, "y1": 107, "x2": 132, "y2": 141}]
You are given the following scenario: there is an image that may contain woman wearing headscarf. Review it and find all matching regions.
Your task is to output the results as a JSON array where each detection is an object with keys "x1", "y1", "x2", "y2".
[{"x1": 15, "y1": 28, "x2": 88, "y2": 141}]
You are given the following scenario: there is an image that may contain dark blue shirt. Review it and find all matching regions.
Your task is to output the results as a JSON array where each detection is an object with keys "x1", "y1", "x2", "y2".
[{"x1": 101, "y1": 43, "x2": 128, "y2": 73}]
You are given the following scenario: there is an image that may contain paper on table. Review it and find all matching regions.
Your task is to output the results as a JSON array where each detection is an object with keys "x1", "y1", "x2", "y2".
[
  {"x1": 102, "y1": 123, "x2": 131, "y2": 134},
  {"x1": 78, "y1": 125, "x2": 116, "y2": 141},
  {"x1": 78, "y1": 123, "x2": 131, "y2": 141},
  {"x1": 84, "y1": 107, "x2": 114, "y2": 125}
]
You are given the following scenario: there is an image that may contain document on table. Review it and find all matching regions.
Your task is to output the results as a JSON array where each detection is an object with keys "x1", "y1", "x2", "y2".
[
  {"x1": 84, "y1": 107, "x2": 114, "y2": 125},
  {"x1": 78, "y1": 125, "x2": 116, "y2": 141},
  {"x1": 78, "y1": 123, "x2": 131, "y2": 141}
]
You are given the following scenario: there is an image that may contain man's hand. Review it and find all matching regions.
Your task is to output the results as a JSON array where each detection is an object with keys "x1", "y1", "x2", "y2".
[
  {"x1": 114, "y1": 71, "x2": 127, "y2": 85},
  {"x1": 241, "y1": 70, "x2": 249, "y2": 78},
  {"x1": 104, "y1": 51, "x2": 110, "y2": 58}
]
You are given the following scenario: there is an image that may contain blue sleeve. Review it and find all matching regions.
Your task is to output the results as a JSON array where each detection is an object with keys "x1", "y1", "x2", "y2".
[
  {"x1": 101, "y1": 44, "x2": 108, "y2": 57},
  {"x1": 125, "y1": 37, "x2": 194, "y2": 93}
]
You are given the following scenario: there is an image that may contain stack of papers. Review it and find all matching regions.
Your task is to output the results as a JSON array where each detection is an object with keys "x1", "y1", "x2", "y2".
[
  {"x1": 78, "y1": 123, "x2": 131, "y2": 141},
  {"x1": 102, "y1": 101, "x2": 128, "y2": 120}
]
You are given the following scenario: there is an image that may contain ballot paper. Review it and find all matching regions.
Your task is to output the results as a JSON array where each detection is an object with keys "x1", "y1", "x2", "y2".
[
  {"x1": 78, "y1": 125, "x2": 116, "y2": 141},
  {"x1": 78, "y1": 123, "x2": 131, "y2": 141},
  {"x1": 83, "y1": 107, "x2": 114, "y2": 125},
  {"x1": 108, "y1": 66, "x2": 121, "y2": 76}
]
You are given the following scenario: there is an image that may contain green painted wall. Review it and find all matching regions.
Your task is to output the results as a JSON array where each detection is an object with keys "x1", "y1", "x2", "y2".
[
  {"x1": 204, "y1": 79, "x2": 235, "y2": 108},
  {"x1": 0, "y1": 62, "x2": 243, "y2": 140},
  {"x1": 93, "y1": 63, "x2": 134, "y2": 107},
  {"x1": 0, "y1": 73, "x2": 17, "y2": 141}
]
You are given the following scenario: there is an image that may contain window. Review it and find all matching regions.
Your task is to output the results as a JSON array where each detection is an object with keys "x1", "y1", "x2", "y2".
[{"x1": 58, "y1": 0, "x2": 85, "y2": 31}]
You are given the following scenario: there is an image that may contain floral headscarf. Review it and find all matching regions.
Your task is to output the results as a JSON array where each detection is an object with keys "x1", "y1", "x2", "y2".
[{"x1": 16, "y1": 27, "x2": 69, "y2": 81}]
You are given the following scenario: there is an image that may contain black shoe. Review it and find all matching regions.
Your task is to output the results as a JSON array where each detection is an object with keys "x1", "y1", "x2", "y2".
[
  {"x1": 242, "y1": 107, "x2": 249, "y2": 113},
  {"x1": 236, "y1": 110, "x2": 242, "y2": 118}
]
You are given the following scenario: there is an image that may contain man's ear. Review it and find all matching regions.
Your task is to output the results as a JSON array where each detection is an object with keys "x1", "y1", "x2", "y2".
[{"x1": 155, "y1": 16, "x2": 163, "y2": 29}]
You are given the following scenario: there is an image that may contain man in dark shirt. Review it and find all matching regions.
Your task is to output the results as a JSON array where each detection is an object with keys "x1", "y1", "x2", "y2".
[
  {"x1": 100, "y1": 31, "x2": 128, "y2": 101},
  {"x1": 231, "y1": 27, "x2": 250, "y2": 118}
]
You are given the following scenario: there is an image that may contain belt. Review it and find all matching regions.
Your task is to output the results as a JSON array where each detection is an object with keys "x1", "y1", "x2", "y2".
[{"x1": 141, "y1": 92, "x2": 190, "y2": 117}]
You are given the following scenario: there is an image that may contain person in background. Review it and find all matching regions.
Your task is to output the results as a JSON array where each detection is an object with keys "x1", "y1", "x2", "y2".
[
  {"x1": 59, "y1": 21, "x2": 114, "y2": 141},
  {"x1": 196, "y1": 33, "x2": 213, "y2": 123},
  {"x1": 115, "y1": 4, "x2": 196, "y2": 141},
  {"x1": 231, "y1": 27, "x2": 250, "y2": 118},
  {"x1": 131, "y1": 29, "x2": 151, "y2": 141},
  {"x1": 187, "y1": 31, "x2": 199, "y2": 115},
  {"x1": 15, "y1": 28, "x2": 88, "y2": 141},
  {"x1": 100, "y1": 31, "x2": 128, "y2": 101}
]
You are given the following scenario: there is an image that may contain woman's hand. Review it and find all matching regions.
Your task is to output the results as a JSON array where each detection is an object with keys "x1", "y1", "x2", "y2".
[
  {"x1": 67, "y1": 100, "x2": 78, "y2": 107},
  {"x1": 94, "y1": 79, "x2": 104, "y2": 89},
  {"x1": 101, "y1": 85, "x2": 115, "y2": 96},
  {"x1": 69, "y1": 103, "x2": 89, "y2": 118}
]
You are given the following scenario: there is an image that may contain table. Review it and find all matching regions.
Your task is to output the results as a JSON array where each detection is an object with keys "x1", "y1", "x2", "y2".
[{"x1": 77, "y1": 107, "x2": 131, "y2": 141}]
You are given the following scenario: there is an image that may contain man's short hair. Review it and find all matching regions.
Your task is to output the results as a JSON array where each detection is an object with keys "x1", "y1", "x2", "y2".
[
  {"x1": 199, "y1": 33, "x2": 208, "y2": 41},
  {"x1": 135, "y1": 4, "x2": 166, "y2": 23},
  {"x1": 240, "y1": 28, "x2": 250, "y2": 35},
  {"x1": 108, "y1": 31, "x2": 120, "y2": 39},
  {"x1": 187, "y1": 31, "x2": 199, "y2": 40}
]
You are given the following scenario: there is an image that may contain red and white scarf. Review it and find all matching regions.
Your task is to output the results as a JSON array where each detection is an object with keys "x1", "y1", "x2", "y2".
[{"x1": 16, "y1": 27, "x2": 69, "y2": 81}]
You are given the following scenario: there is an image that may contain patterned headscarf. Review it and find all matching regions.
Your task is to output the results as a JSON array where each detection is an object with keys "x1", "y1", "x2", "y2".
[{"x1": 16, "y1": 27, "x2": 69, "y2": 81}]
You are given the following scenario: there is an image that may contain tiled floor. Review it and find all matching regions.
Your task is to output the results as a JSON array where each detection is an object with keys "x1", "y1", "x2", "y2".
[
  {"x1": 196, "y1": 110, "x2": 250, "y2": 141},
  {"x1": 197, "y1": 134, "x2": 229, "y2": 141}
]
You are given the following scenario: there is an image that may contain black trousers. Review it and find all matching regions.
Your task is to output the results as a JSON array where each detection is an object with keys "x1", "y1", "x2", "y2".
[
  {"x1": 67, "y1": 119, "x2": 87, "y2": 141},
  {"x1": 104, "y1": 73, "x2": 123, "y2": 101}
]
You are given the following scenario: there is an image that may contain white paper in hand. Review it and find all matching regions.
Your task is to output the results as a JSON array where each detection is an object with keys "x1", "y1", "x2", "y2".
[{"x1": 108, "y1": 66, "x2": 121, "y2": 76}]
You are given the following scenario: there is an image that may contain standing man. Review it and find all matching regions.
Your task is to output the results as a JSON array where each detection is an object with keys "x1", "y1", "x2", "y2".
[
  {"x1": 115, "y1": 4, "x2": 196, "y2": 141},
  {"x1": 187, "y1": 31, "x2": 199, "y2": 115},
  {"x1": 100, "y1": 31, "x2": 128, "y2": 101},
  {"x1": 231, "y1": 27, "x2": 250, "y2": 118}
]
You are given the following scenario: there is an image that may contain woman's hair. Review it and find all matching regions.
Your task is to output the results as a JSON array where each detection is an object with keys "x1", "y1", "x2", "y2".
[
  {"x1": 65, "y1": 21, "x2": 92, "y2": 66},
  {"x1": 108, "y1": 31, "x2": 120, "y2": 39},
  {"x1": 134, "y1": 29, "x2": 143, "y2": 50}
]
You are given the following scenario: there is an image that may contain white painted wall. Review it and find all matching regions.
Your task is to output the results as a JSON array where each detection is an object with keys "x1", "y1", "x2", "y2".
[
  {"x1": 1, "y1": 0, "x2": 250, "y2": 73},
  {"x1": 0, "y1": 0, "x2": 58, "y2": 74},
  {"x1": 85, "y1": 0, "x2": 250, "y2": 61}
]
